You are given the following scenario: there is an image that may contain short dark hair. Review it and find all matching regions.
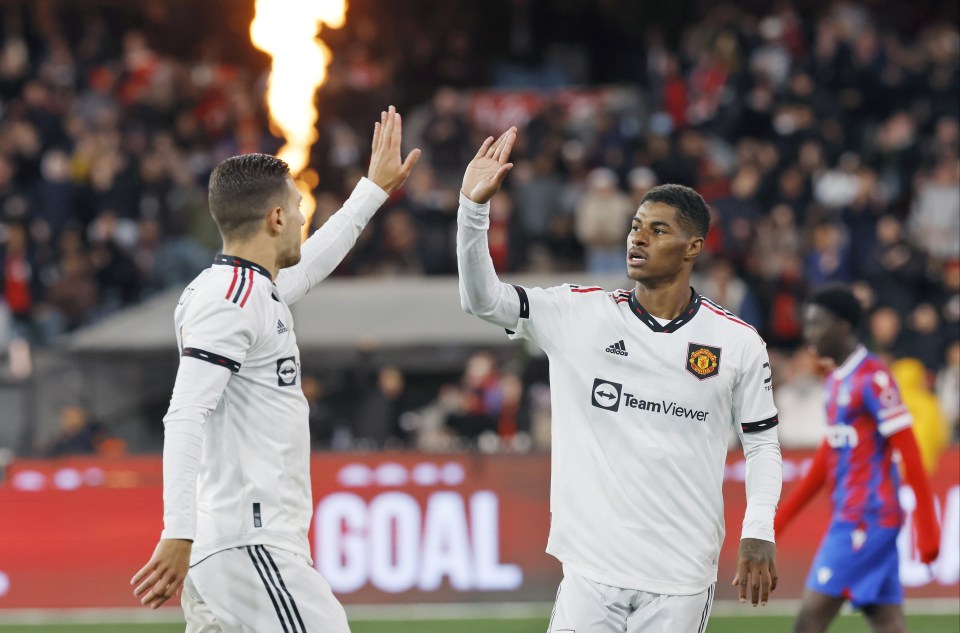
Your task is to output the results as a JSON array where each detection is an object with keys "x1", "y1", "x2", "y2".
[
  {"x1": 809, "y1": 285, "x2": 862, "y2": 329},
  {"x1": 638, "y1": 184, "x2": 710, "y2": 237},
  {"x1": 208, "y1": 153, "x2": 291, "y2": 240}
]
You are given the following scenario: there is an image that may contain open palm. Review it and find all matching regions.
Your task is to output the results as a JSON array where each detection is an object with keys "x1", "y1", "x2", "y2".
[{"x1": 461, "y1": 127, "x2": 517, "y2": 204}]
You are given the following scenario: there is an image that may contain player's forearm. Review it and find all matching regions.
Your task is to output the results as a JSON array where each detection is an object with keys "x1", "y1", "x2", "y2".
[
  {"x1": 456, "y1": 192, "x2": 520, "y2": 330},
  {"x1": 160, "y1": 411, "x2": 205, "y2": 540},
  {"x1": 159, "y1": 358, "x2": 231, "y2": 540},
  {"x1": 741, "y1": 427, "x2": 782, "y2": 542},
  {"x1": 889, "y1": 428, "x2": 941, "y2": 560},
  {"x1": 277, "y1": 177, "x2": 389, "y2": 303}
]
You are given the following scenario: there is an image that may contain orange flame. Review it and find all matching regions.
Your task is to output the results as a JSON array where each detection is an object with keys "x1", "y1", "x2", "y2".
[{"x1": 250, "y1": 0, "x2": 347, "y2": 239}]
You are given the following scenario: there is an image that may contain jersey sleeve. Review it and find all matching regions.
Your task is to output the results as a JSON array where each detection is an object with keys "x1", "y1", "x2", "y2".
[
  {"x1": 506, "y1": 284, "x2": 577, "y2": 356},
  {"x1": 861, "y1": 367, "x2": 912, "y2": 437},
  {"x1": 732, "y1": 339, "x2": 779, "y2": 434},
  {"x1": 177, "y1": 293, "x2": 259, "y2": 372}
]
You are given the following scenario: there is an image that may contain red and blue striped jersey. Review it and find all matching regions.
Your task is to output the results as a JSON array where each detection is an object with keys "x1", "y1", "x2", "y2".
[{"x1": 822, "y1": 346, "x2": 912, "y2": 528}]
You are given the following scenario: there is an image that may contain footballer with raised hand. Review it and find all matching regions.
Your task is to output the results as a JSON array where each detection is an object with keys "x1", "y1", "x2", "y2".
[
  {"x1": 456, "y1": 127, "x2": 782, "y2": 632},
  {"x1": 131, "y1": 106, "x2": 420, "y2": 632}
]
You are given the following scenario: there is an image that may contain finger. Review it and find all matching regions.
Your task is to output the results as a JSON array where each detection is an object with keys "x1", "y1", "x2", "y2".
[
  {"x1": 384, "y1": 105, "x2": 396, "y2": 147},
  {"x1": 491, "y1": 163, "x2": 513, "y2": 185},
  {"x1": 131, "y1": 561, "x2": 156, "y2": 586},
  {"x1": 737, "y1": 563, "x2": 749, "y2": 602},
  {"x1": 486, "y1": 130, "x2": 508, "y2": 159},
  {"x1": 392, "y1": 111, "x2": 403, "y2": 151},
  {"x1": 475, "y1": 136, "x2": 495, "y2": 159},
  {"x1": 134, "y1": 569, "x2": 161, "y2": 597},
  {"x1": 496, "y1": 131, "x2": 517, "y2": 164},
  {"x1": 401, "y1": 148, "x2": 422, "y2": 174},
  {"x1": 770, "y1": 559, "x2": 779, "y2": 592},
  {"x1": 751, "y1": 567, "x2": 762, "y2": 606},
  {"x1": 371, "y1": 122, "x2": 381, "y2": 154},
  {"x1": 759, "y1": 564, "x2": 772, "y2": 606}
]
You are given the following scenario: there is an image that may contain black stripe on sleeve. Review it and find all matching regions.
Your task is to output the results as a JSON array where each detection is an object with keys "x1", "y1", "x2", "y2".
[
  {"x1": 246, "y1": 547, "x2": 291, "y2": 633},
  {"x1": 182, "y1": 347, "x2": 241, "y2": 373},
  {"x1": 505, "y1": 285, "x2": 530, "y2": 335},
  {"x1": 741, "y1": 414, "x2": 779, "y2": 434},
  {"x1": 513, "y1": 285, "x2": 530, "y2": 319}
]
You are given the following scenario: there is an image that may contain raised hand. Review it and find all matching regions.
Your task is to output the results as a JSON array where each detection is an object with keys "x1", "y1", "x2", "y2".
[
  {"x1": 131, "y1": 538, "x2": 192, "y2": 609},
  {"x1": 368, "y1": 105, "x2": 421, "y2": 194},
  {"x1": 732, "y1": 538, "x2": 778, "y2": 607},
  {"x1": 462, "y1": 127, "x2": 517, "y2": 204}
]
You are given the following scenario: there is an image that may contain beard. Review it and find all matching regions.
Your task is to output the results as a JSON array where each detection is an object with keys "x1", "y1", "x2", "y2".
[{"x1": 278, "y1": 244, "x2": 302, "y2": 269}]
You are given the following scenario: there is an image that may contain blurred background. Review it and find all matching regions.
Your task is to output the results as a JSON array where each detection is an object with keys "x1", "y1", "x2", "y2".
[{"x1": 0, "y1": 0, "x2": 957, "y2": 630}]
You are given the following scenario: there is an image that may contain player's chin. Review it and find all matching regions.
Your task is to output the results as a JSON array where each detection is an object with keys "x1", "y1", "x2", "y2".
[
  {"x1": 281, "y1": 249, "x2": 302, "y2": 269},
  {"x1": 625, "y1": 265, "x2": 652, "y2": 283}
]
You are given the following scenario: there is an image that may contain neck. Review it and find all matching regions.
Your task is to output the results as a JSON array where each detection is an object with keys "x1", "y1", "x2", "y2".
[
  {"x1": 831, "y1": 337, "x2": 861, "y2": 367},
  {"x1": 221, "y1": 239, "x2": 279, "y2": 279},
  {"x1": 633, "y1": 275, "x2": 693, "y2": 320}
]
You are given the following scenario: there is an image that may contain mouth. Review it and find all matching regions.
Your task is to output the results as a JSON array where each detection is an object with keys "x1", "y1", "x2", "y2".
[{"x1": 627, "y1": 250, "x2": 648, "y2": 267}]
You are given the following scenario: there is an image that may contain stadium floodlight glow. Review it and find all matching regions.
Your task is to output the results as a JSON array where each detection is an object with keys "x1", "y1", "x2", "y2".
[{"x1": 250, "y1": 0, "x2": 347, "y2": 240}]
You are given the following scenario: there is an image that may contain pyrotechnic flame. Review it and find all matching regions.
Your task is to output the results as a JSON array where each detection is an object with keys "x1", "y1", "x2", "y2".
[{"x1": 250, "y1": 0, "x2": 347, "y2": 239}]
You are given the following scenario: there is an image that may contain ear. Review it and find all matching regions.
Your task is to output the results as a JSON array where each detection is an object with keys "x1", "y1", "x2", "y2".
[
  {"x1": 685, "y1": 235, "x2": 704, "y2": 260},
  {"x1": 266, "y1": 206, "x2": 284, "y2": 236}
]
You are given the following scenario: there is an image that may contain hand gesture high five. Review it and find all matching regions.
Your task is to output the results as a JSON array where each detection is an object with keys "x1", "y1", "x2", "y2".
[
  {"x1": 462, "y1": 127, "x2": 517, "y2": 204},
  {"x1": 368, "y1": 105, "x2": 421, "y2": 194}
]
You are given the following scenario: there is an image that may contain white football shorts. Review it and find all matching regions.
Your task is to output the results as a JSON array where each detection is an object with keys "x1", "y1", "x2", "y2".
[
  {"x1": 182, "y1": 545, "x2": 350, "y2": 633},
  {"x1": 547, "y1": 565, "x2": 715, "y2": 633}
]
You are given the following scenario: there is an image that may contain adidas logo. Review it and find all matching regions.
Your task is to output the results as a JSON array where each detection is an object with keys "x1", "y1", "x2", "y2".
[
  {"x1": 605, "y1": 340, "x2": 628, "y2": 356},
  {"x1": 277, "y1": 320, "x2": 288, "y2": 334}
]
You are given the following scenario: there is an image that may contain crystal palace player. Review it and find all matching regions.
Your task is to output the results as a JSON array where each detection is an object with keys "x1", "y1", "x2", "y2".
[
  {"x1": 457, "y1": 128, "x2": 782, "y2": 632},
  {"x1": 131, "y1": 107, "x2": 419, "y2": 632},
  {"x1": 776, "y1": 286, "x2": 940, "y2": 633}
]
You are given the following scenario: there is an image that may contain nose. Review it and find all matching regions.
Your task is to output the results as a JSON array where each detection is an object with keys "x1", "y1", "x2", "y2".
[{"x1": 630, "y1": 228, "x2": 649, "y2": 247}]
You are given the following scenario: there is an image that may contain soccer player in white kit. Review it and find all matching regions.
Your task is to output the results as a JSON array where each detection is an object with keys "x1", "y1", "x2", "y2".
[
  {"x1": 131, "y1": 107, "x2": 420, "y2": 632},
  {"x1": 457, "y1": 128, "x2": 783, "y2": 632}
]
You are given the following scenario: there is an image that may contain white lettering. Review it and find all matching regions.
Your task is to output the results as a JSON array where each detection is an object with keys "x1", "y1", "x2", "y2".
[
  {"x1": 470, "y1": 491, "x2": 523, "y2": 590},
  {"x1": 419, "y1": 492, "x2": 472, "y2": 591},
  {"x1": 368, "y1": 492, "x2": 420, "y2": 593},
  {"x1": 898, "y1": 485, "x2": 960, "y2": 587},
  {"x1": 316, "y1": 492, "x2": 368, "y2": 593}
]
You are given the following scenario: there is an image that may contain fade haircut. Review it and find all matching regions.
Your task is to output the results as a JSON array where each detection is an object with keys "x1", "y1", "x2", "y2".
[
  {"x1": 638, "y1": 183, "x2": 711, "y2": 237},
  {"x1": 208, "y1": 153, "x2": 291, "y2": 240}
]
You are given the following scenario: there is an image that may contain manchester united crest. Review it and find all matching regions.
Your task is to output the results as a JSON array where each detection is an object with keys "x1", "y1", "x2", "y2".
[{"x1": 686, "y1": 343, "x2": 721, "y2": 380}]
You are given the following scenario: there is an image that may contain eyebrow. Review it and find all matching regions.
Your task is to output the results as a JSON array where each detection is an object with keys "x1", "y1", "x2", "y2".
[{"x1": 631, "y1": 218, "x2": 672, "y2": 228}]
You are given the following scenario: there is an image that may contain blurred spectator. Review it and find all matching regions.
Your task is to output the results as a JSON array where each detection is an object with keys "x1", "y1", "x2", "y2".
[
  {"x1": 574, "y1": 168, "x2": 634, "y2": 274},
  {"x1": 46, "y1": 404, "x2": 103, "y2": 456},
  {"x1": 866, "y1": 306, "x2": 905, "y2": 359},
  {"x1": 773, "y1": 349, "x2": 829, "y2": 448},
  {"x1": 936, "y1": 340, "x2": 960, "y2": 440},
  {"x1": 444, "y1": 351, "x2": 503, "y2": 440},
  {"x1": 354, "y1": 365, "x2": 410, "y2": 449},
  {"x1": 891, "y1": 358, "x2": 950, "y2": 473},
  {"x1": 909, "y1": 157, "x2": 960, "y2": 262}
]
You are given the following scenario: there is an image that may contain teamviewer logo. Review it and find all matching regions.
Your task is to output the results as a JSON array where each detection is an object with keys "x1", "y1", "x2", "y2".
[{"x1": 591, "y1": 378, "x2": 622, "y2": 411}]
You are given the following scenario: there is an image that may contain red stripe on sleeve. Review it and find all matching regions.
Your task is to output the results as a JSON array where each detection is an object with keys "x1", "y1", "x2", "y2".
[
  {"x1": 225, "y1": 266, "x2": 239, "y2": 299},
  {"x1": 240, "y1": 269, "x2": 255, "y2": 307}
]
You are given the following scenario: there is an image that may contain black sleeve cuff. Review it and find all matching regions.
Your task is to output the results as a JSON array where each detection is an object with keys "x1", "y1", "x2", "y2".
[
  {"x1": 741, "y1": 414, "x2": 778, "y2": 434},
  {"x1": 182, "y1": 347, "x2": 241, "y2": 373}
]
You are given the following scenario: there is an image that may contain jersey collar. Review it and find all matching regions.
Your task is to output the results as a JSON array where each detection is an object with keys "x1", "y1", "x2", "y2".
[
  {"x1": 213, "y1": 254, "x2": 273, "y2": 281},
  {"x1": 832, "y1": 345, "x2": 868, "y2": 381},
  {"x1": 628, "y1": 287, "x2": 702, "y2": 333}
]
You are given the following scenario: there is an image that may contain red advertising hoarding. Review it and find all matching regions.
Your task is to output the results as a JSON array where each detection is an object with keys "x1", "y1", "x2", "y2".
[{"x1": 0, "y1": 449, "x2": 957, "y2": 609}]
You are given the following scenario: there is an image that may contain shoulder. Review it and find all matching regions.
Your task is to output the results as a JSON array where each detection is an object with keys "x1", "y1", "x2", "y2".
[
  {"x1": 697, "y1": 295, "x2": 768, "y2": 359},
  {"x1": 178, "y1": 267, "x2": 267, "y2": 325}
]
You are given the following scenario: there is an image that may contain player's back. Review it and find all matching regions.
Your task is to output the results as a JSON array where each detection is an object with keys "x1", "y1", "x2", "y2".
[
  {"x1": 822, "y1": 347, "x2": 910, "y2": 528},
  {"x1": 172, "y1": 255, "x2": 312, "y2": 564}
]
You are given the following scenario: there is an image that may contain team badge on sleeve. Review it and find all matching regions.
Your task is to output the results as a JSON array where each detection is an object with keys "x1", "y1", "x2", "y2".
[{"x1": 686, "y1": 343, "x2": 721, "y2": 380}]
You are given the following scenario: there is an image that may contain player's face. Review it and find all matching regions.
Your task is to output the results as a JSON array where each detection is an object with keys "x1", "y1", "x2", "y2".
[
  {"x1": 626, "y1": 201, "x2": 701, "y2": 284},
  {"x1": 803, "y1": 304, "x2": 844, "y2": 358},
  {"x1": 278, "y1": 176, "x2": 305, "y2": 269}
]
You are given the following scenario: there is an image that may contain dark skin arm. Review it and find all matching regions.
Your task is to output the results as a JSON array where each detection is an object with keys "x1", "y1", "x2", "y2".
[{"x1": 733, "y1": 538, "x2": 778, "y2": 606}]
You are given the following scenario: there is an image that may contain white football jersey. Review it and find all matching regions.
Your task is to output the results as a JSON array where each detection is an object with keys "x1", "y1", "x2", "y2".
[
  {"x1": 171, "y1": 254, "x2": 313, "y2": 565},
  {"x1": 508, "y1": 284, "x2": 778, "y2": 595}
]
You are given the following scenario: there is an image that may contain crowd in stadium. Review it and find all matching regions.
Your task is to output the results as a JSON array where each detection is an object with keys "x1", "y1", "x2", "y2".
[{"x1": 0, "y1": 0, "x2": 957, "y2": 454}]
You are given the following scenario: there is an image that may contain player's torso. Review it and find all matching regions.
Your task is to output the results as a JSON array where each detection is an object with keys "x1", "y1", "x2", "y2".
[
  {"x1": 823, "y1": 356, "x2": 902, "y2": 525},
  {"x1": 555, "y1": 290, "x2": 745, "y2": 452}
]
